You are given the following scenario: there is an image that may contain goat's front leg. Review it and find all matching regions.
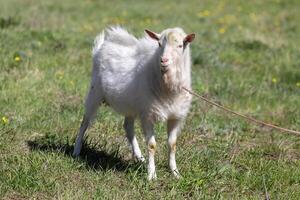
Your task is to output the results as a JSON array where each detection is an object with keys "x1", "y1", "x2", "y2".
[
  {"x1": 141, "y1": 120, "x2": 157, "y2": 180},
  {"x1": 167, "y1": 119, "x2": 182, "y2": 179},
  {"x1": 123, "y1": 117, "x2": 145, "y2": 162}
]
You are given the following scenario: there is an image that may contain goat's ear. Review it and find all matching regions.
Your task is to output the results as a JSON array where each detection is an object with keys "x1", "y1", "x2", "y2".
[
  {"x1": 145, "y1": 29, "x2": 160, "y2": 41},
  {"x1": 183, "y1": 33, "x2": 195, "y2": 45}
]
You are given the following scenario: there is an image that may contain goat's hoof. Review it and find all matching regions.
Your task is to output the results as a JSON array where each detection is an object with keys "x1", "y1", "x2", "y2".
[
  {"x1": 172, "y1": 169, "x2": 181, "y2": 179},
  {"x1": 137, "y1": 156, "x2": 145, "y2": 163},
  {"x1": 133, "y1": 155, "x2": 145, "y2": 163},
  {"x1": 72, "y1": 150, "x2": 80, "y2": 157},
  {"x1": 147, "y1": 172, "x2": 157, "y2": 181}
]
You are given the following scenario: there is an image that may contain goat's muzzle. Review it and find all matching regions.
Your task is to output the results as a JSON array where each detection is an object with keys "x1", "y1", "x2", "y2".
[
  {"x1": 160, "y1": 64, "x2": 168, "y2": 73},
  {"x1": 160, "y1": 57, "x2": 170, "y2": 73}
]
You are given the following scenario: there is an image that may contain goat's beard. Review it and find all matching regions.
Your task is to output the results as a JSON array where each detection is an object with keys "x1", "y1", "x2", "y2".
[{"x1": 160, "y1": 66, "x2": 182, "y2": 94}]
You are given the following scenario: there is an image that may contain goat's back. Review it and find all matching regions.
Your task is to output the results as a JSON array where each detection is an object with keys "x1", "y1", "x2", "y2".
[{"x1": 92, "y1": 27, "x2": 157, "y2": 117}]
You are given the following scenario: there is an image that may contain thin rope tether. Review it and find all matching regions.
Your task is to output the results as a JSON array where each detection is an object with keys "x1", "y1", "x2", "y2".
[{"x1": 182, "y1": 87, "x2": 300, "y2": 136}]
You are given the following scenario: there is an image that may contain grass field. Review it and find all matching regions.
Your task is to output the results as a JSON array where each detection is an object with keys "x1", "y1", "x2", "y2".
[{"x1": 1, "y1": 0, "x2": 300, "y2": 199}]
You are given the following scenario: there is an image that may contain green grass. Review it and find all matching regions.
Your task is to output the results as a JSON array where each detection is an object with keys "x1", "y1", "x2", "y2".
[{"x1": 1, "y1": 0, "x2": 300, "y2": 199}]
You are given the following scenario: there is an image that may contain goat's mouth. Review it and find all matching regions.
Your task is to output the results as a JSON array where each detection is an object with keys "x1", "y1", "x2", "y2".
[{"x1": 160, "y1": 66, "x2": 169, "y2": 73}]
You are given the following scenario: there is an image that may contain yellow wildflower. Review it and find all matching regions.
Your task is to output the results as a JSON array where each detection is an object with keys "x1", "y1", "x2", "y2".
[
  {"x1": 197, "y1": 10, "x2": 211, "y2": 17},
  {"x1": 70, "y1": 80, "x2": 74, "y2": 86},
  {"x1": 2, "y1": 116, "x2": 9, "y2": 124},
  {"x1": 203, "y1": 10, "x2": 210, "y2": 16},
  {"x1": 250, "y1": 13, "x2": 257, "y2": 22},
  {"x1": 55, "y1": 70, "x2": 64, "y2": 79},
  {"x1": 272, "y1": 78, "x2": 277, "y2": 83},
  {"x1": 296, "y1": 82, "x2": 300, "y2": 87},
  {"x1": 14, "y1": 56, "x2": 21, "y2": 62},
  {"x1": 218, "y1": 27, "x2": 226, "y2": 34}
]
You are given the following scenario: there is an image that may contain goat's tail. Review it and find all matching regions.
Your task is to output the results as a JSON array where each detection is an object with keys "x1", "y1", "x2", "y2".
[{"x1": 92, "y1": 31, "x2": 105, "y2": 56}]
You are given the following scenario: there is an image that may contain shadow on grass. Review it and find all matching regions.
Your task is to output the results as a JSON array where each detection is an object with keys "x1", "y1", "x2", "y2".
[{"x1": 26, "y1": 134, "x2": 144, "y2": 173}]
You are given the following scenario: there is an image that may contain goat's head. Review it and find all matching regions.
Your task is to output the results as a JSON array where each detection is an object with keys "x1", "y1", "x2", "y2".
[{"x1": 145, "y1": 28, "x2": 195, "y2": 74}]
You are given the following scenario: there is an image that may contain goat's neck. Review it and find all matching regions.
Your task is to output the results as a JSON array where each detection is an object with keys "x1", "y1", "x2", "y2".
[{"x1": 160, "y1": 68, "x2": 182, "y2": 94}]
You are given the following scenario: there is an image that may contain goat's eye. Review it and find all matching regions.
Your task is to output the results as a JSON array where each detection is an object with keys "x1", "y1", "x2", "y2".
[{"x1": 178, "y1": 45, "x2": 183, "y2": 48}]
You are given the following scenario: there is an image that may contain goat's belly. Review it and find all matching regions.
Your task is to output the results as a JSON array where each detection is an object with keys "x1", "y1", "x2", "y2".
[
  {"x1": 109, "y1": 101, "x2": 138, "y2": 117},
  {"x1": 103, "y1": 91, "x2": 140, "y2": 117}
]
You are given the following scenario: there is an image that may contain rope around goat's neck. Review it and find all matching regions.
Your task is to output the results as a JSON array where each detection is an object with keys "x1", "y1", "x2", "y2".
[{"x1": 182, "y1": 87, "x2": 300, "y2": 136}]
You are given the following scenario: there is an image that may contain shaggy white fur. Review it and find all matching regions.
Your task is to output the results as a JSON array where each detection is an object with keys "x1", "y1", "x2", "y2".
[{"x1": 73, "y1": 26, "x2": 195, "y2": 180}]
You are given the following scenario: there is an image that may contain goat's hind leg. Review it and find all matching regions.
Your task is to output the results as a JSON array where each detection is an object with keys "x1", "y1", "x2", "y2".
[
  {"x1": 73, "y1": 85, "x2": 103, "y2": 157},
  {"x1": 123, "y1": 117, "x2": 144, "y2": 162}
]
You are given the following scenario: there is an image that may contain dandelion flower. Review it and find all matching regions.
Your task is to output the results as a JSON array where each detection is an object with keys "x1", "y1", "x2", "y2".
[
  {"x1": 2, "y1": 116, "x2": 9, "y2": 124},
  {"x1": 218, "y1": 27, "x2": 226, "y2": 34},
  {"x1": 250, "y1": 13, "x2": 257, "y2": 22},
  {"x1": 14, "y1": 56, "x2": 21, "y2": 62},
  {"x1": 197, "y1": 10, "x2": 211, "y2": 17},
  {"x1": 272, "y1": 77, "x2": 277, "y2": 83},
  {"x1": 55, "y1": 70, "x2": 64, "y2": 79},
  {"x1": 203, "y1": 10, "x2": 210, "y2": 16}
]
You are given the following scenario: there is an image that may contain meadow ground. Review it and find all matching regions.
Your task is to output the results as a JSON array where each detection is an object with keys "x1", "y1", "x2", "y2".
[{"x1": 1, "y1": 0, "x2": 300, "y2": 199}]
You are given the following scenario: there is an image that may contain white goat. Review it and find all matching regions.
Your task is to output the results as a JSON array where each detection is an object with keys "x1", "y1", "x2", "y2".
[{"x1": 73, "y1": 26, "x2": 195, "y2": 180}]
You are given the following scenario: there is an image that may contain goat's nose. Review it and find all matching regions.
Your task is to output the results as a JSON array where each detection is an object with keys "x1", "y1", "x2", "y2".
[{"x1": 161, "y1": 57, "x2": 169, "y2": 63}]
